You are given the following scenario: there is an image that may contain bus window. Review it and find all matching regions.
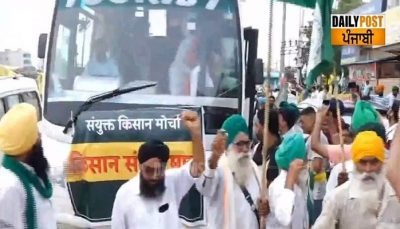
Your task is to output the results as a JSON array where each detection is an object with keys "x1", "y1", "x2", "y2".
[
  {"x1": 5, "y1": 95, "x2": 21, "y2": 110},
  {"x1": 48, "y1": 1, "x2": 240, "y2": 96},
  {"x1": 46, "y1": 1, "x2": 241, "y2": 125},
  {"x1": 21, "y1": 92, "x2": 41, "y2": 118},
  {"x1": 76, "y1": 13, "x2": 94, "y2": 69},
  {"x1": 54, "y1": 25, "x2": 71, "y2": 81},
  {"x1": 0, "y1": 99, "x2": 5, "y2": 118}
]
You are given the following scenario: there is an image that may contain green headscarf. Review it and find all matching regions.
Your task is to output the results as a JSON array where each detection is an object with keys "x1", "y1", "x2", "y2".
[
  {"x1": 351, "y1": 101, "x2": 380, "y2": 133},
  {"x1": 2, "y1": 155, "x2": 53, "y2": 229},
  {"x1": 221, "y1": 114, "x2": 248, "y2": 146},
  {"x1": 279, "y1": 101, "x2": 300, "y2": 129},
  {"x1": 275, "y1": 133, "x2": 306, "y2": 170}
]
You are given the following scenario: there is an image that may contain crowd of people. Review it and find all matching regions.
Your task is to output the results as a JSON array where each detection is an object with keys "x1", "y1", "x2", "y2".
[{"x1": 0, "y1": 94, "x2": 400, "y2": 228}]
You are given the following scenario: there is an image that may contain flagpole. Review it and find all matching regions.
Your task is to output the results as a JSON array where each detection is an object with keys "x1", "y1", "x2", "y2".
[
  {"x1": 333, "y1": 64, "x2": 346, "y2": 173},
  {"x1": 260, "y1": 0, "x2": 274, "y2": 228}
]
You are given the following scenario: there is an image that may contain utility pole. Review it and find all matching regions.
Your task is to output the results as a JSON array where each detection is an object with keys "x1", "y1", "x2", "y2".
[
  {"x1": 275, "y1": 2, "x2": 288, "y2": 105},
  {"x1": 279, "y1": 3, "x2": 287, "y2": 78},
  {"x1": 266, "y1": 0, "x2": 274, "y2": 82}
]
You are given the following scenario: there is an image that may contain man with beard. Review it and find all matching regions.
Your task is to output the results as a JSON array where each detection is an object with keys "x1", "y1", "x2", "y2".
[
  {"x1": 266, "y1": 133, "x2": 309, "y2": 229},
  {"x1": 0, "y1": 103, "x2": 55, "y2": 229},
  {"x1": 111, "y1": 111, "x2": 205, "y2": 229},
  {"x1": 313, "y1": 131, "x2": 400, "y2": 229},
  {"x1": 253, "y1": 108, "x2": 281, "y2": 185},
  {"x1": 195, "y1": 114, "x2": 269, "y2": 229},
  {"x1": 83, "y1": 38, "x2": 120, "y2": 77}
]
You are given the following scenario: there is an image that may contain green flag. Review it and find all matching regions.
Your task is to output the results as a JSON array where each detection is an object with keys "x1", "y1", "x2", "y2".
[
  {"x1": 306, "y1": 0, "x2": 335, "y2": 87},
  {"x1": 278, "y1": 0, "x2": 316, "y2": 8}
]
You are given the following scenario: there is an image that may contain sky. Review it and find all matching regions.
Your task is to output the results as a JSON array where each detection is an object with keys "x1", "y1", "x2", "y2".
[
  {"x1": 0, "y1": 0, "x2": 54, "y2": 65},
  {"x1": 0, "y1": 0, "x2": 312, "y2": 69}
]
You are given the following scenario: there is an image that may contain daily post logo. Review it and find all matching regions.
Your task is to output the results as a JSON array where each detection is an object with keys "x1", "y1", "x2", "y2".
[{"x1": 331, "y1": 14, "x2": 385, "y2": 46}]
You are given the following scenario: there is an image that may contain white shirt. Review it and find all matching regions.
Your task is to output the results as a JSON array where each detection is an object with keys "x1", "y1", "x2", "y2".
[
  {"x1": 282, "y1": 125, "x2": 303, "y2": 139},
  {"x1": 311, "y1": 92, "x2": 318, "y2": 99},
  {"x1": 314, "y1": 179, "x2": 400, "y2": 229},
  {"x1": 317, "y1": 91, "x2": 326, "y2": 101},
  {"x1": 362, "y1": 84, "x2": 372, "y2": 97},
  {"x1": 386, "y1": 93, "x2": 399, "y2": 108},
  {"x1": 169, "y1": 35, "x2": 196, "y2": 95},
  {"x1": 111, "y1": 163, "x2": 195, "y2": 229},
  {"x1": 305, "y1": 132, "x2": 329, "y2": 161},
  {"x1": 83, "y1": 58, "x2": 120, "y2": 77},
  {"x1": 313, "y1": 180, "x2": 327, "y2": 201},
  {"x1": 386, "y1": 123, "x2": 398, "y2": 143},
  {"x1": 370, "y1": 95, "x2": 389, "y2": 108},
  {"x1": 195, "y1": 158, "x2": 261, "y2": 229},
  {"x1": 325, "y1": 160, "x2": 355, "y2": 198},
  {"x1": 266, "y1": 171, "x2": 308, "y2": 229},
  {"x1": 0, "y1": 165, "x2": 57, "y2": 229},
  {"x1": 190, "y1": 66, "x2": 215, "y2": 97}
]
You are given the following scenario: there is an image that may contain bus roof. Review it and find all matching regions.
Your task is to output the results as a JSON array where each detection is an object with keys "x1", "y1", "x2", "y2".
[{"x1": 0, "y1": 76, "x2": 38, "y2": 97}]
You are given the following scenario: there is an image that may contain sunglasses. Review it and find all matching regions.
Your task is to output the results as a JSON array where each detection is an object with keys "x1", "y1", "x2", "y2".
[{"x1": 234, "y1": 140, "x2": 251, "y2": 147}]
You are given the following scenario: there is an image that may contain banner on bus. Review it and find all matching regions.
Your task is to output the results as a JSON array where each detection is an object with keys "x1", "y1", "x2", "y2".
[{"x1": 67, "y1": 107, "x2": 201, "y2": 222}]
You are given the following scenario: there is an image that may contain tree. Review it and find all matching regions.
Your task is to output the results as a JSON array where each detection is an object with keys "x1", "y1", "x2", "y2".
[{"x1": 334, "y1": 0, "x2": 363, "y2": 14}]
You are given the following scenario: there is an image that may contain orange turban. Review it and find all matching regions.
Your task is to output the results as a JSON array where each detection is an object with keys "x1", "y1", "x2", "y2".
[
  {"x1": 375, "y1": 84, "x2": 385, "y2": 94},
  {"x1": 351, "y1": 131, "x2": 385, "y2": 163}
]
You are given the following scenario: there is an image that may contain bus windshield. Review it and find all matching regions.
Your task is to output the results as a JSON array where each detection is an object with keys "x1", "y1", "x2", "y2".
[{"x1": 46, "y1": 0, "x2": 241, "y2": 125}]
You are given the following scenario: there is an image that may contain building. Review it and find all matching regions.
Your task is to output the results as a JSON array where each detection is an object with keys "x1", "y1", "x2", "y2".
[
  {"x1": 341, "y1": 0, "x2": 400, "y2": 94},
  {"x1": 0, "y1": 49, "x2": 32, "y2": 68}
]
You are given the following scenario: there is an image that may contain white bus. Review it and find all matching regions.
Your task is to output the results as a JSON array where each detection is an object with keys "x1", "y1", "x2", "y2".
[{"x1": 38, "y1": 0, "x2": 268, "y2": 227}]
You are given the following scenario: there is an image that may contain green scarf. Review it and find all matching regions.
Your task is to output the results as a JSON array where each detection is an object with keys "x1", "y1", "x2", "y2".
[{"x1": 2, "y1": 155, "x2": 53, "y2": 229}]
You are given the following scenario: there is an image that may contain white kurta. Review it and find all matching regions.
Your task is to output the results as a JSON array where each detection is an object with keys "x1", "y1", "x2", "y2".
[
  {"x1": 314, "y1": 180, "x2": 400, "y2": 229},
  {"x1": 386, "y1": 123, "x2": 398, "y2": 143},
  {"x1": 111, "y1": 163, "x2": 195, "y2": 229},
  {"x1": 282, "y1": 125, "x2": 303, "y2": 139},
  {"x1": 195, "y1": 156, "x2": 261, "y2": 229},
  {"x1": 0, "y1": 166, "x2": 57, "y2": 229},
  {"x1": 266, "y1": 171, "x2": 308, "y2": 229},
  {"x1": 325, "y1": 160, "x2": 355, "y2": 198}
]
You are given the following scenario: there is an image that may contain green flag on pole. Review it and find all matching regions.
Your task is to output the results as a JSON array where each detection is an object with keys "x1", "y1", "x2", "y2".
[
  {"x1": 278, "y1": 0, "x2": 316, "y2": 8},
  {"x1": 306, "y1": 0, "x2": 335, "y2": 87}
]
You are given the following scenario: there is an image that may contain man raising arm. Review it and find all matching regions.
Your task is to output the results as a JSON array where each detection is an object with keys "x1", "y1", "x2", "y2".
[{"x1": 111, "y1": 111, "x2": 204, "y2": 229}]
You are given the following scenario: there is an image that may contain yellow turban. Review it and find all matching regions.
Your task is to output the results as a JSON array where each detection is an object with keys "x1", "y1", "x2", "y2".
[
  {"x1": 351, "y1": 131, "x2": 384, "y2": 163},
  {"x1": 0, "y1": 103, "x2": 38, "y2": 156}
]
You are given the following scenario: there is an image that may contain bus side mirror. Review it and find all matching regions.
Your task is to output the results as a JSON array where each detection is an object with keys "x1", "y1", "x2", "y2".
[
  {"x1": 254, "y1": 58, "x2": 264, "y2": 85},
  {"x1": 38, "y1": 33, "x2": 48, "y2": 59}
]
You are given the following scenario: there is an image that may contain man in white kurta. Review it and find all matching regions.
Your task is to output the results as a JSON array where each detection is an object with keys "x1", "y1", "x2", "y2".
[
  {"x1": 314, "y1": 131, "x2": 400, "y2": 229},
  {"x1": 112, "y1": 162, "x2": 197, "y2": 229},
  {"x1": 195, "y1": 115, "x2": 268, "y2": 229},
  {"x1": 111, "y1": 111, "x2": 205, "y2": 229},
  {"x1": 0, "y1": 165, "x2": 56, "y2": 229},
  {"x1": 266, "y1": 133, "x2": 309, "y2": 229},
  {"x1": 0, "y1": 103, "x2": 56, "y2": 229}
]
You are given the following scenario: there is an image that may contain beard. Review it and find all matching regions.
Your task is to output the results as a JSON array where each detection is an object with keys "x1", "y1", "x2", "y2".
[
  {"x1": 26, "y1": 140, "x2": 50, "y2": 183},
  {"x1": 352, "y1": 170, "x2": 385, "y2": 213},
  {"x1": 227, "y1": 149, "x2": 253, "y2": 187},
  {"x1": 139, "y1": 173, "x2": 166, "y2": 198}
]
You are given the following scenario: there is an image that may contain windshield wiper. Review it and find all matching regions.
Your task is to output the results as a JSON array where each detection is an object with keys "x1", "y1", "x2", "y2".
[{"x1": 62, "y1": 83, "x2": 157, "y2": 134}]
